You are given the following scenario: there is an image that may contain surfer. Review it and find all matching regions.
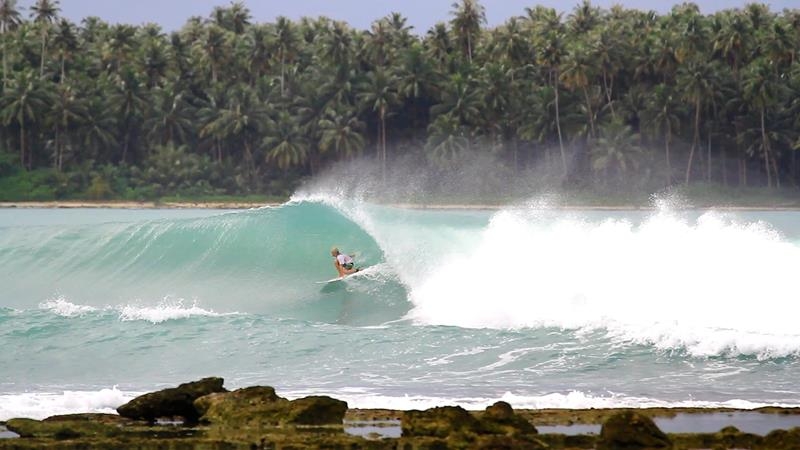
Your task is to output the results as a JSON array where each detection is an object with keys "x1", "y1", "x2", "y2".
[{"x1": 331, "y1": 247, "x2": 359, "y2": 278}]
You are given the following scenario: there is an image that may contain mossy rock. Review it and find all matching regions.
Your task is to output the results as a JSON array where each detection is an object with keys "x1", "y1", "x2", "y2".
[
  {"x1": 479, "y1": 401, "x2": 538, "y2": 436},
  {"x1": 402, "y1": 406, "x2": 483, "y2": 438},
  {"x1": 196, "y1": 386, "x2": 289, "y2": 427},
  {"x1": 598, "y1": 410, "x2": 671, "y2": 449},
  {"x1": 117, "y1": 377, "x2": 227, "y2": 423},
  {"x1": 5, "y1": 418, "x2": 120, "y2": 439},
  {"x1": 197, "y1": 387, "x2": 346, "y2": 428},
  {"x1": 762, "y1": 427, "x2": 800, "y2": 450}
]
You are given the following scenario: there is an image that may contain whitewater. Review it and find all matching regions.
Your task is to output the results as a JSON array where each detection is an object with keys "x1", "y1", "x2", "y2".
[{"x1": 2, "y1": 195, "x2": 800, "y2": 420}]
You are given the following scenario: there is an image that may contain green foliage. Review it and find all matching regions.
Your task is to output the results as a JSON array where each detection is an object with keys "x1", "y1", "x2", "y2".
[{"x1": 0, "y1": 1, "x2": 797, "y2": 203}]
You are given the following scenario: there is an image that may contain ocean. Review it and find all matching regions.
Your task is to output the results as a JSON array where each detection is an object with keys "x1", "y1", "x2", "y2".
[{"x1": 2, "y1": 194, "x2": 800, "y2": 420}]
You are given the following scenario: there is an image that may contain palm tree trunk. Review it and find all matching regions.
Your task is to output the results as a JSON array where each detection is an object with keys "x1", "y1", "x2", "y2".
[
  {"x1": 721, "y1": 146, "x2": 728, "y2": 187},
  {"x1": 380, "y1": 107, "x2": 387, "y2": 183},
  {"x1": 706, "y1": 133, "x2": 712, "y2": 183},
  {"x1": 603, "y1": 70, "x2": 615, "y2": 118},
  {"x1": 467, "y1": 34, "x2": 472, "y2": 64},
  {"x1": 665, "y1": 122, "x2": 672, "y2": 186},
  {"x1": 54, "y1": 124, "x2": 60, "y2": 170},
  {"x1": 553, "y1": 70, "x2": 566, "y2": 177},
  {"x1": 761, "y1": 108, "x2": 771, "y2": 188},
  {"x1": 582, "y1": 86, "x2": 595, "y2": 138},
  {"x1": 19, "y1": 121, "x2": 25, "y2": 170},
  {"x1": 2, "y1": 25, "x2": 7, "y2": 89},
  {"x1": 40, "y1": 32, "x2": 46, "y2": 76},
  {"x1": 280, "y1": 50, "x2": 285, "y2": 97},
  {"x1": 685, "y1": 98, "x2": 700, "y2": 185}
]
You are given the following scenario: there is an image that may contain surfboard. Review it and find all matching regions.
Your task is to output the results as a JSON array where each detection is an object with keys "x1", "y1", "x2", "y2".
[{"x1": 316, "y1": 266, "x2": 370, "y2": 284}]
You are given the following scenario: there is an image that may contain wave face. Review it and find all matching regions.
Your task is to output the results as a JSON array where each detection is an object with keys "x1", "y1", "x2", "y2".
[
  {"x1": 0, "y1": 202, "x2": 408, "y2": 325},
  {"x1": 3, "y1": 200, "x2": 800, "y2": 418}
]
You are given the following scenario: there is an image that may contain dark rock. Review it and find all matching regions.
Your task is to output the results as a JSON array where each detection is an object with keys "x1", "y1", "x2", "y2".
[
  {"x1": 116, "y1": 377, "x2": 227, "y2": 423},
  {"x1": 284, "y1": 395, "x2": 348, "y2": 425},
  {"x1": 484, "y1": 401, "x2": 514, "y2": 420},
  {"x1": 480, "y1": 401, "x2": 538, "y2": 436},
  {"x1": 598, "y1": 410, "x2": 671, "y2": 449},
  {"x1": 402, "y1": 406, "x2": 483, "y2": 438}
]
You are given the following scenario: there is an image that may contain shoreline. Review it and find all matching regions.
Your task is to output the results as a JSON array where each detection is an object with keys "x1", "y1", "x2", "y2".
[{"x1": 4, "y1": 200, "x2": 800, "y2": 211}]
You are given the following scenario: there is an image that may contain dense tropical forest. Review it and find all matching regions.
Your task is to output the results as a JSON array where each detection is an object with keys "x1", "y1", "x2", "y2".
[{"x1": 0, "y1": 0, "x2": 798, "y2": 201}]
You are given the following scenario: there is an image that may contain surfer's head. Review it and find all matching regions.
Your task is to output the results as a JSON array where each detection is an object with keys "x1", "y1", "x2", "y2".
[{"x1": 331, "y1": 247, "x2": 340, "y2": 256}]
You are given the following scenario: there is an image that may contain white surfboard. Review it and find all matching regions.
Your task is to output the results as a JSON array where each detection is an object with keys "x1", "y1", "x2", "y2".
[{"x1": 316, "y1": 266, "x2": 371, "y2": 284}]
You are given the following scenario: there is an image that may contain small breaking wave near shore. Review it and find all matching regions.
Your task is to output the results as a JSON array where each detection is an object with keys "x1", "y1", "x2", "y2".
[{"x1": 39, "y1": 297, "x2": 233, "y2": 324}]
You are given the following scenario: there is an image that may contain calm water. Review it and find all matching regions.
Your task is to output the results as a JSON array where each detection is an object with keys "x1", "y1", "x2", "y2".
[{"x1": 2, "y1": 198, "x2": 800, "y2": 420}]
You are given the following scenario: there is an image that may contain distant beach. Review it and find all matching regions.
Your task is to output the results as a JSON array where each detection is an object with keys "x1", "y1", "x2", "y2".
[{"x1": 4, "y1": 200, "x2": 800, "y2": 211}]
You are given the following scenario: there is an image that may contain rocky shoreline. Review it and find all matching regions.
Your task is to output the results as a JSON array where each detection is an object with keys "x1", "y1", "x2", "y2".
[{"x1": 2, "y1": 378, "x2": 800, "y2": 449}]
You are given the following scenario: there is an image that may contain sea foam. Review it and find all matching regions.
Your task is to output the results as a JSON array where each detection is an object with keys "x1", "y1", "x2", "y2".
[
  {"x1": 350, "y1": 203, "x2": 800, "y2": 359},
  {"x1": 281, "y1": 388, "x2": 800, "y2": 411},
  {"x1": 0, "y1": 388, "x2": 137, "y2": 421},
  {"x1": 38, "y1": 297, "x2": 232, "y2": 324}
]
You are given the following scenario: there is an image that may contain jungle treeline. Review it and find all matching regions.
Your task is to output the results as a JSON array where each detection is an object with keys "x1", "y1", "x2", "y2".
[{"x1": 0, "y1": 0, "x2": 799, "y2": 200}]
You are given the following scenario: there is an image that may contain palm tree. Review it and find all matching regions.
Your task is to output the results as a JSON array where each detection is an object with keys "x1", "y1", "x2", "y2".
[
  {"x1": 193, "y1": 24, "x2": 229, "y2": 84},
  {"x1": 103, "y1": 24, "x2": 136, "y2": 74},
  {"x1": 263, "y1": 111, "x2": 309, "y2": 170},
  {"x1": 110, "y1": 68, "x2": 149, "y2": 164},
  {"x1": 645, "y1": 83, "x2": 682, "y2": 185},
  {"x1": 677, "y1": 59, "x2": 717, "y2": 185},
  {"x1": 742, "y1": 58, "x2": 780, "y2": 187},
  {"x1": 50, "y1": 82, "x2": 86, "y2": 170},
  {"x1": 29, "y1": 0, "x2": 59, "y2": 76},
  {"x1": 50, "y1": 18, "x2": 77, "y2": 83},
  {"x1": 273, "y1": 16, "x2": 298, "y2": 97},
  {"x1": 318, "y1": 109, "x2": 365, "y2": 159},
  {"x1": 449, "y1": 0, "x2": 485, "y2": 64},
  {"x1": 145, "y1": 83, "x2": 194, "y2": 147},
  {"x1": 81, "y1": 95, "x2": 118, "y2": 164},
  {"x1": 561, "y1": 42, "x2": 597, "y2": 138},
  {"x1": 1, "y1": 70, "x2": 52, "y2": 168},
  {"x1": 425, "y1": 22, "x2": 452, "y2": 69},
  {"x1": 203, "y1": 84, "x2": 269, "y2": 180},
  {"x1": 357, "y1": 68, "x2": 398, "y2": 182},
  {"x1": 426, "y1": 113, "x2": 469, "y2": 164},
  {"x1": 590, "y1": 119, "x2": 643, "y2": 185},
  {"x1": 430, "y1": 72, "x2": 481, "y2": 129},
  {"x1": 537, "y1": 17, "x2": 568, "y2": 176},
  {"x1": 0, "y1": 0, "x2": 21, "y2": 89}
]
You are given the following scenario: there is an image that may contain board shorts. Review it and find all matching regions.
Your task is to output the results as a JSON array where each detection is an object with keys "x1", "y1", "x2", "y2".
[{"x1": 342, "y1": 263, "x2": 354, "y2": 270}]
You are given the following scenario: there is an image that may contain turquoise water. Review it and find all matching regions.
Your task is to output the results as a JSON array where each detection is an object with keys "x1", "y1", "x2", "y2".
[{"x1": 2, "y1": 198, "x2": 800, "y2": 419}]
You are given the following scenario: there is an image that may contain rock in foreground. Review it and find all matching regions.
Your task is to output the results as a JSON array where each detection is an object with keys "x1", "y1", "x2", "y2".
[
  {"x1": 117, "y1": 377, "x2": 226, "y2": 423},
  {"x1": 195, "y1": 386, "x2": 347, "y2": 427},
  {"x1": 598, "y1": 410, "x2": 671, "y2": 449}
]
